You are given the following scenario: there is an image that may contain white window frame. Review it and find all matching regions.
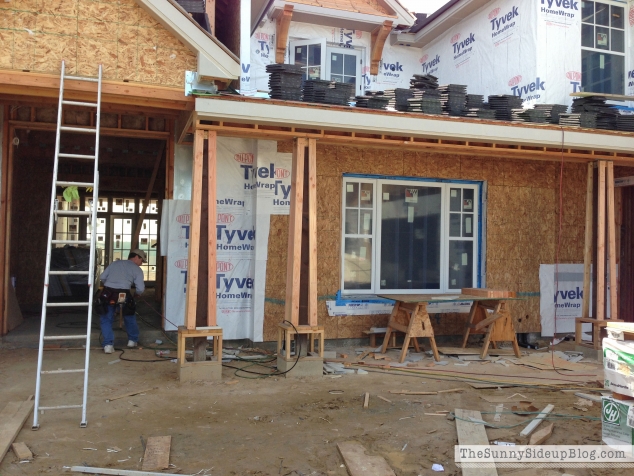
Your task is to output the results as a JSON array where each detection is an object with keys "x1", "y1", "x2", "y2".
[
  {"x1": 289, "y1": 39, "x2": 327, "y2": 79},
  {"x1": 325, "y1": 47, "x2": 363, "y2": 96},
  {"x1": 340, "y1": 177, "x2": 480, "y2": 296}
]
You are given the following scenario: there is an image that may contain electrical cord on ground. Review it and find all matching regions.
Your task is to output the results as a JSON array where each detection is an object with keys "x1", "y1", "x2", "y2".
[{"x1": 450, "y1": 410, "x2": 600, "y2": 429}]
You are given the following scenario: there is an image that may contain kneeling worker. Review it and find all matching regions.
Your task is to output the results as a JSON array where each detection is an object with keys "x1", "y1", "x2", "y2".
[{"x1": 97, "y1": 249, "x2": 147, "y2": 353}]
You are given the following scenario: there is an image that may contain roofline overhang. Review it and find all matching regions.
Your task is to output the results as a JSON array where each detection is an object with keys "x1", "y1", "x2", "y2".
[
  {"x1": 194, "y1": 96, "x2": 634, "y2": 156},
  {"x1": 135, "y1": 0, "x2": 240, "y2": 82}
]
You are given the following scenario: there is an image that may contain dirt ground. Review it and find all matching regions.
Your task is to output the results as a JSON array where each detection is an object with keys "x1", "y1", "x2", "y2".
[{"x1": 0, "y1": 343, "x2": 628, "y2": 476}]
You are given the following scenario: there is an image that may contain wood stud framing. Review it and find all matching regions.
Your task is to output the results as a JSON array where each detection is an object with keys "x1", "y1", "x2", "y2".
[
  {"x1": 582, "y1": 162, "x2": 593, "y2": 319},
  {"x1": 308, "y1": 139, "x2": 318, "y2": 326},
  {"x1": 370, "y1": 21, "x2": 393, "y2": 76},
  {"x1": 275, "y1": 5, "x2": 294, "y2": 64},
  {"x1": 607, "y1": 162, "x2": 618, "y2": 321},
  {"x1": 597, "y1": 161, "x2": 606, "y2": 321},
  {"x1": 207, "y1": 132, "x2": 218, "y2": 327}
]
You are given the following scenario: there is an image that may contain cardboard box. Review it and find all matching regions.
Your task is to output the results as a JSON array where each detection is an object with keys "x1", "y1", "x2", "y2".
[
  {"x1": 602, "y1": 396, "x2": 634, "y2": 455},
  {"x1": 604, "y1": 338, "x2": 634, "y2": 397}
]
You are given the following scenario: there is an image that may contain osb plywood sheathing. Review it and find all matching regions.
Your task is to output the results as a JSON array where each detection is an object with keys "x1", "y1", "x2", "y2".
[{"x1": 0, "y1": 0, "x2": 196, "y2": 88}]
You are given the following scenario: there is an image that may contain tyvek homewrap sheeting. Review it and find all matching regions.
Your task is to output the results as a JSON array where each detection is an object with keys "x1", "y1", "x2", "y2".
[{"x1": 161, "y1": 139, "x2": 291, "y2": 340}]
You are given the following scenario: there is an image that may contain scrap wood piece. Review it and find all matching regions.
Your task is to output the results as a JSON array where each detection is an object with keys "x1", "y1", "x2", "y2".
[
  {"x1": 363, "y1": 392, "x2": 370, "y2": 409},
  {"x1": 438, "y1": 347, "x2": 515, "y2": 356},
  {"x1": 11, "y1": 442, "x2": 32, "y2": 461},
  {"x1": 480, "y1": 396, "x2": 532, "y2": 403},
  {"x1": 519, "y1": 404, "x2": 554, "y2": 437},
  {"x1": 454, "y1": 409, "x2": 498, "y2": 476},
  {"x1": 337, "y1": 441, "x2": 396, "y2": 476},
  {"x1": 106, "y1": 387, "x2": 157, "y2": 402},
  {"x1": 0, "y1": 396, "x2": 34, "y2": 463},
  {"x1": 389, "y1": 388, "x2": 464, "y2": 396},
  {"x1": 529, "y1": 422, "x2": 554, "y2": 445},
  {"x1": 141, "y1": 436, "x2": 171, "y2": 471},
  {"x1": 71, "y1": 466, "x2": 184, "y2": 476},
  {"x1": 574, "y1": 392, "x2": 602, "y2": 403},
  {"x1": 377, "y1": 395, "x2": 392, "y2": 403}
]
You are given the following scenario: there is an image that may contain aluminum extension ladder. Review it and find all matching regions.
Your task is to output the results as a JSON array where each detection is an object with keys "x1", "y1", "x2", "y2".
[{"x1": 33, "y1": 61, "x2": 102, "y2": 429}]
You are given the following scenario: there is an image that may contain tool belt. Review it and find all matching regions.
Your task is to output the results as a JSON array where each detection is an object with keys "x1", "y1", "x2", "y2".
[{"x1": 95, "y1": 287, "x2": 136, "y2": 314}]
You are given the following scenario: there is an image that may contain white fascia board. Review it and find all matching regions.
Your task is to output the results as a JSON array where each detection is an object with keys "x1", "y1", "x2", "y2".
[
  {"x1": 135, "y1": 0, "x2": 240, "y2": 81},
  {"x1": 382, "y1": 0, "x2": 416, "y2": 26},
  {"x1": 195, "y1": 97, "x2": 634, "y2": 153},
  {"x1": 270, "y1": 0, "x2": 397, "y2": 31}
]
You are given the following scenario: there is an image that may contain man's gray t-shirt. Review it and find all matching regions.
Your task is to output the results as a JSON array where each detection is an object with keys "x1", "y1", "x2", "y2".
[{"x1": 100, "y1": 260, "x2": 145, "y2": 294}]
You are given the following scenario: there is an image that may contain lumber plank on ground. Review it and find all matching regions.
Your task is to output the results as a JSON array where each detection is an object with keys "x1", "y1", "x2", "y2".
[
  {"x1": 529, "y1": 422, "x2": 554, "y2": 445},
  {"x1": 11, "y1": 442, "x2": 32, "y2": 461},
  {"x1": 455, "y1": 409, "x2": 498, "y2": 476},
  {"x1": 437, "y1": 347, "x2": 515, "y2": 356},
  {"x1": 337, "y1": 441, "x2": 396, "y2": 476},
  {"x1": 574, "y1": 392, "x2": 602, "y2": 403},
  {"x1": 71, "y1": 466, "x2": 183, "y2": 475},
  {"x1": 519, "y1": 404, "x2": 554, "y2": 437},
  {"x1": 363, "y1": 392, "x2": 370, "y2": 409},
  {"x1": 0, "y1": 396, "x2": 34, "y2": 463},
  {"x1": 141, "y1": 436, "x2": 171, "y2": 471}
]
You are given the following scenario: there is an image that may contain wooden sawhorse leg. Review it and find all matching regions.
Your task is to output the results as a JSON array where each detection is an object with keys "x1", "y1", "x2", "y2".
[{"x1": 477, "y1": 302, "x2": 520, "y2": 359}]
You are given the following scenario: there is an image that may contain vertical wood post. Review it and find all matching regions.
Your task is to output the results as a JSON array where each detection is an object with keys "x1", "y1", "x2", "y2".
[
  {"x1": 131, "y1": 142, "x2": 165, "y2": 249},
  {"x1": 308, "y1": 139, "x2": 318, "y2": 326},
  {"x1": 582, "y1": 162, "x2": 593, "y2": 319},
  {"x1": 597, "y1": 161, "x2": 606, "y2": 320},
  {"x1": 185, "y1": 130, "x2": 204, "y2": 329},
  {"x1": 607, "y1": 161, "x2": 617, "y2": 320},
  {"x1": 207, "y1": 132, "x2": 217, "y2": 327},
  {"x1": 285, "y1": 138, "x2": 307, "y2": 326},
  {"x1": 0, "y1": 114, "x2": 10, "y2": 335}
]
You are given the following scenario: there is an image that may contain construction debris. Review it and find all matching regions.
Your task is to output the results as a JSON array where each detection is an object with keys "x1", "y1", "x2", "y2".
[
  {"x1": 529, "y1": 422, "x2": 554, "y2": 445},
  {"x1": 11, "y1": 442, "x2": 33, "y2": 461},
  {"x1": 337, "y1": 441, "x2": 396, "y2": 476},
  {"x1": 106, "y1": 387, "x2": 157, "y2": 403},
  {"x1": 0, "y1": 395, "x2": 34, "y2": 463},
  {"x1": 519, "y1": 404, "x2": 555, "y2": 437},
  {"x1": 141, "y1": 436, "x2": 171, "y2": 471}
]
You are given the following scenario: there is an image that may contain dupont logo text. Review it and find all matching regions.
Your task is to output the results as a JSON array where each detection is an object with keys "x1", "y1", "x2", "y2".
[
  {"x1": 540, "y1": 0, "x2": 578, "y2": 18},
  {"x1": 420, "y1": 54, "x2": 440, "y2": 74},
  {"x1": 217, "y1": 261, "x2": 234, "y2": 272},
  {"x1": 490, "y1": 6, "x2": 519, "y2": 38},
  {"x1": 275, "y1": 168, "x2": 290, "y2": 178},
  {"x1": 176, "y1": 214, "x2": 190, "y2": 224},
  {"x1": 234, "y1": 153, "x2": 254, "y2": 164},
  {"x1": 508, "y1": 75, "x2": 522, "y2": 87},
  {"x1": 488, "y1": 8, "x2": 500, "y2": 20},
  {"x1": 510, "y1": 76, "x2": 545, "y2": 101},
  {"x1": 567, "y1": 71, "x2": 582, "y2": 92},
  {"x1": 174, "y1": 259, "x2": 188, "y2": 269},
  {"x1": 217, "y1": 213, "x2": 235, "y2": 224}
]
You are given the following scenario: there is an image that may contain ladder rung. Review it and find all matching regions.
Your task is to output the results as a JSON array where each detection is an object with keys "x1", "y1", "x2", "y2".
[
  {"x1": 60, "y1": 126, "x2": 97, "y2": 134},
  {"x1": 41, "y1": 369, "x2": 85, "y2": 374},
  {"x1": 39, "y1": 404, "x2": 83, "y2": 411},
  {"x1": 46, "y1": 302, "x2": 90, "y2": 307},
  {"x1": 49, "y1": 270, "x2": 90, "y2": 275},
  {"x1": 64, "y1": 75, "x2": 99, "y2": 82},
  {"x1": 51, "y1": 239, "x2": 90, "y2": 245},
  {"x1": 62, "y1": 100, "x2": 98, "y2": 108},
  {"x1": 54, "y1": 210, "x2": 92, "y2": 216},
  {"x1": 56, "y1": 181, "x2": 94, "y2": 188},
  {"x1": 43, "y1": 335, "x2": 88, "y2": 340},
  {"x1": 58, "y1": 153, "x2": 96, "y2": 160}
]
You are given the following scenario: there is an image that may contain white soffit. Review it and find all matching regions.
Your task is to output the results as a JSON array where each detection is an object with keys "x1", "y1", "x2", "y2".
[
  {"x1": 135, "y1": 0, "x2": 240, "y2": 81},
  {"x1": 195, "y1": 97, "x2": 634, "y2": 154},
  {"x1": 394, "y1": 0, "x2": 490, "y2": 48}
]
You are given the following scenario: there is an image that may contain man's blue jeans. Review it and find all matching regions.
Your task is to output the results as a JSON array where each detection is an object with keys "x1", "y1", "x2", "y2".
[{"x1": 100, "y1": 304, "x2": 139, "y2": 346}]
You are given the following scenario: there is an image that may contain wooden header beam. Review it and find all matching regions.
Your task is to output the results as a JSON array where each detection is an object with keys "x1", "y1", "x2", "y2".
[
  {"x1": 275, "y1": 5, "x2": 294, "y2": 64},
  {"x1": 370, "y1": 20, "x2": 393, "y2": 76}
]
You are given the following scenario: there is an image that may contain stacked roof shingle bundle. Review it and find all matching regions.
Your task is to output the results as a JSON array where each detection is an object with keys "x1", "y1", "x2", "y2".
[
  {"x1": 558, "y1": 113, "x2": 598, "y2": 128},
  {"x1": 266, "y1": 63, "x2": 304, "y2": 101},
  {"x1": 438, "y1": 84, "x2": 467, "y2": 116},
  {"x1": 406, "y1": 90, "x2": 443, "y2": 114},
  {"x1": 533, "y1": 104, "x2": 568, "y2": 124},
  {"x1": 617, "y1": 114, "x2": 634, "y2": 132},
  {"x1": 488, "y1": 95, "x2": 523, "y2": 120},
  {"x1": 463, "y1": 94, "x2": 496, "y2": 119},
  {"x1": 302, "y1": 80, "x2": 355, "y2": 105},
  {"x1": 410, "y1": 74, "x2": 439, "y2": 89},
  {"x1": 570, "y1": 96, "x2": 619, "y2": 130},
  {"x1": 355, "y1": 91, "x2": 390, "y2": 110},
  {"x1": 511, "y1": 108, "x2": 548, "y2": 124}
]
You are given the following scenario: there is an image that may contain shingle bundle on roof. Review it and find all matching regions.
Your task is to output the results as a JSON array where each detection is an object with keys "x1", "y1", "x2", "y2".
[
  {"x1": 617, "y1": 115, "x2": 634, "y2": 132},
  {"x1": 488, "y1": 95, "x2": 523, "y2": 120},
  {"x1": 302, "y1": 80, "x2": 355, "y2": 105},
  {"x1": 438, "y1": 84, "x2": 467, "y2": 116},
  {"x1": 511, "y1": 108, "x2": 548, "y2": 124},
  {"x1": 410, "y1": 74, "x2": 439, "y2": 90},
  {"x1": 355, "y1": 91, "x2": 390, "y2": 110},
  {"x1": 558, "y1": 113, "x2": 598, "y2": 128},
  {"x1": 266, "y1": 63, "x2": 304, "y2": 101},
  {"x1": 571, "y1": 96, "x2": 619, "y2": 130},
  {"x1": 533, "y1": 104, "x2": 568, "y2": 124}
]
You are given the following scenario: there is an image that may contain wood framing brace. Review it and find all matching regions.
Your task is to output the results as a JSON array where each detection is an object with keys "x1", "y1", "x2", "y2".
[
  {"x1": 307, "y1": 139, "x2": 317, "y2": 326},
  {"x1": 597, "y1": 161, "x2": 606, "y2": 320},
  {"x1": 607, "y1": 162, "x2": 617, "y2": 320},
  {"x1": 276, "y1": 5, "x2": 294, "y2": 64},
  {"x1": 582, "y1": 162, "x2": 593, "y2": 319},
  {"x1": 370, "y1": 21, "x2": 393, "y2": 75},
  {"x1": 285, "y1": 138, "x2": 307, "y2": 325},
  {"x1": 207, "y1": 132, "x2": 217, "y2": 327},
  {"x1": 0, "y1": 110, "x2": 9, "y2": 335}
]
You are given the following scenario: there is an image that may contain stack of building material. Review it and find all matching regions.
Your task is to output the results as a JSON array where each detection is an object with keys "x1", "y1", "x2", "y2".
[
  {"x1": 438, "y1": 84, "x2": 467, "y2": 116},
  {"x1": 488, "y1": 95, "x2": 523, "y2": 120},
  {"x1": 405, "y1": 89, "x2": 443, "y2": 114},
  {"x1": 572, "y1": 96, "x2": 619, "y2": 130},
  {"x1": 466, "y1": 94, "x2": 483, "y2": 108},
  {"x1": 266, "y1": 63, "x2": 304, "y2": 101},
  {"x1": 602, "y1": 323, "x2": 634, "y2": 456},
  {"x1": 354, "y1": 91, "x2": 390, "y2": 110},
  {"x1": 534, "y1": 104, "x2": 568, "y2": 124},
  {"x1": 617, "y1": 115, "x2": 634, "y2": 132},
  {"x1": 558, "y1": 113, "x2": 598, "y2": 128},
  {"x1": 410, "y1": 74, "x2": 439, "y2": 89},
  {"x1": 464, "y1": 109, "x2": 496, "y2": 119},
  {"x1": 302, "y1": 80, "x2": 355, "y2": 105},
  {"x1": 383, "y1": 88, "x2": 413, "y2": 111},
  {"x1": 511, "y1": 108, "x2": 548, "y2": 123}
]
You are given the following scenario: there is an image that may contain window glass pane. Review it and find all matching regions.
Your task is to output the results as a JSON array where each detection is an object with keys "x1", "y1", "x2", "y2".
[
  {"x1": 360, "y1": 183, "x2": 373, "y2": 208},
  {"x1": 345, "y1": 182, "x2": 359, "y2": 207},
  {"x1": 463, "y1": 189, "x2": 474, "y2": 211},
  {"x1": 611, "y1": 5, "x2": 624, "y2": 29},
  {"x1": 611, "y1": 29, "x2": 624, "y2": 53},
  {"x1": 596, "y1": 26, "x2": 609, "y2": 50},
  {"x1": 331, "y1": 74, "x2": 343, "y2": 83},
  {"x1": 462, "y1": 214, "x2": 474, "y2": 238},
  {"x1": 344, "y1": 238, "x2": 372, "y2": 290},
  {"x1": 294, "y1": 45, "x2": 307, "y2": 67},
  {"x1": 582, "y1": 50, "x2": 625, "y2": 94},
  {"x1": 380, "y1": 184, "x2": 441, "y2": 290},
  {"x1": 344, "y1": 54, "x2": 356, "y2": 76},
  {"x1": 595, "y1": 2, "x2": 609, "y2": 26},
  {"x1": 582, "y1": 1, "x2": 594, "y2": 23},
  {"x1": 331, "y1": 53, "x2": 343, "y2": 75},
  {"x1": 345, "y1": 209, "x2": 359, "y2": 234},
  {"x1": 449, "y1": 213, "x2": 461, "y2": 237},
  {"x1": 449, "y1": 188, "x2": 461, "y2": 211},
  {"x1": 307, "y1": 66, "x2": 321, "y2": 80},
  {"x1": 308, "y1": 44, "x2": 321, "y2": 65},
  {"x1": 448, "y1": 241, "x2": 473, "y2": 289},
  {"x1": 360, "y1": 210, "x2": 372, "y2": 235},
  {"x1": 581, "y1": 24, "x2": 594, "y2": 48}
]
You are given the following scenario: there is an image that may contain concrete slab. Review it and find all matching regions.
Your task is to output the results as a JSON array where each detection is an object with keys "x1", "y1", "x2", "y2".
[{"x1": 277, "y1": 355, "x2": 323, "y2": 378}]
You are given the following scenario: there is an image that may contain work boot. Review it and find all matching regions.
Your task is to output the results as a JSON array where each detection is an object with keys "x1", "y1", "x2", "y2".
[
  {"x1": 104, "y1": 345, "x2": 114, "y2": 354},
  {"x1": 127, "y1": 340, "x2": 137, "y2": 348}
]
